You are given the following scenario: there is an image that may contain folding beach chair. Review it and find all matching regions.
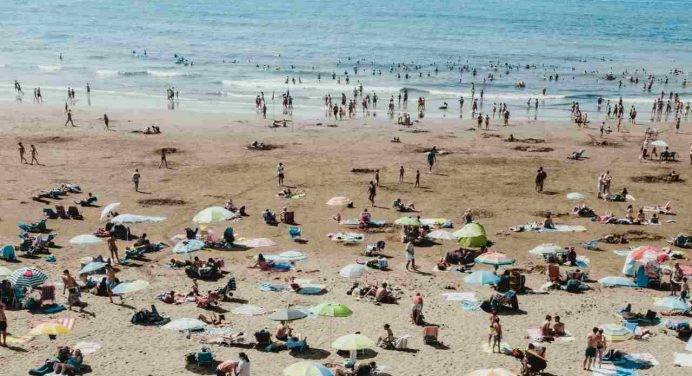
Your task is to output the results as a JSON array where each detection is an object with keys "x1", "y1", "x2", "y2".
[{"x1": 40, "y1": 285, "x2": 56, "y2": 306}]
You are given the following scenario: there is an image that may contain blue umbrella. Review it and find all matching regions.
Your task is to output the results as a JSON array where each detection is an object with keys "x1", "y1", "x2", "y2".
[
  {"x1": 172, "y1": 239, "x2": 205, "y2": 254},
  {"x1": 654, "y1": 296, "x2": 690, "y2": 311},
  {"x1": 464, "y1": 271, "x2": 500, "y2": 285},
  {"x1": 79, "y1": 261, "x2": 107, "y2": 274},
  {"x1": 598, "y1": 276, "x2": 636, "y2": 287}
]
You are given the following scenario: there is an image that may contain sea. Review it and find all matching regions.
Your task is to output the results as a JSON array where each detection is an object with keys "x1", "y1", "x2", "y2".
[{"x1": 0, "y1": 0, "x2": 690, "y2": 121}]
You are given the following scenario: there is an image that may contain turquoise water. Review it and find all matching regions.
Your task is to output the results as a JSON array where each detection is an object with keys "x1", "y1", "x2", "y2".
[{"x1": 0, "y1": 0, "x2": 690, "y2": 120}]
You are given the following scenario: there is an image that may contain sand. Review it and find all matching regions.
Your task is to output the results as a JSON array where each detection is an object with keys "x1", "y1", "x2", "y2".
[{"x1": 0, "y1": 102, "x2": 690, "y2": 375}]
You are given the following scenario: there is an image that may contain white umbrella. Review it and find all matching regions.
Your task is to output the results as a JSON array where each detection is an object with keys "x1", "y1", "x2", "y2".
[
  {"x1": 232, "y1": 304, "x2": 266, "y2": 316},
  {"x1": 236, "y1": 238, "x2": 276, "y2": 248},
  {"x1": 69, "y1": 234, "x2": 103, "y2": 246},
  {"x1": 172, "y1": 239, "x2": 205, "y2": 254},
  {"x1": 529, "y1": 243, "x2": 565, "y2": 256},
  {"x1": 339, "y1": 264, "x2": 367, "y2": 279},
  {"x1": 650, "y1": 140, "x2": 668, "y2": 148},
  {"x1": 427, "y1": 229, "x2": 457, "y2": 241},
  {"x1": 268, "y1": 309, "x2": 308, "y2": 321},
  {"x1": 566, "y1": 192, "x2": 585, "y2": 201},
  {"x1": 111, "y1": 280, "x2": 150, "y2": 294},
  {"x1": 326, "y1": 196, "x2": 351, "y2": 206},
  {"x1": 163, "y1": 318, "x2": 206, "y2": 332},
  {"x1": 111, "y1": 214, "x2": 166, "y2": 224},
  {"x1": 192, "y1": 206, "x2": 238, "y2": 224},
  {"x1": 79, "y1": 261, "x2": 107, "y2": 274},
  {"x1": 100, "y1": 202, "x2": 121, "y2": 221}
]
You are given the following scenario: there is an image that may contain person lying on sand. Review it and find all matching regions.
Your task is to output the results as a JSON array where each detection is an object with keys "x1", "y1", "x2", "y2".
[
  {"x1": 198, "y1": 313, "x2": 225, "y2": 326},
  {"x1": 393, "y1": 198, "x2": 416, "y2": 212}
]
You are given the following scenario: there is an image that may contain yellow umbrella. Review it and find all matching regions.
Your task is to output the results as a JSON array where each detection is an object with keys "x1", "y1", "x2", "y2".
[
  {"x1": 331, "y1": 333, "x2": 375, "y2": 351},
  {"x1": 29, "y1": 323, "x2": 71, "y2": 336},
  {"x1": 466, "y1": 369, "x2": 516, "y2": 376}
]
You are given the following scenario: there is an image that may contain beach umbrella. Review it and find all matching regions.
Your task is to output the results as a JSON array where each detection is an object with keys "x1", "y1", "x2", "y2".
[
  {"x1": 654, "y1": 296, "x2": 691, "y2": 311},
  {"x1": 172, "y1": 239, "x2": 205, "y2": 254},
  {"x1": 566, "y1": 192, "x2": 585, "y2": 201},
  {"x1": 427, "y1": 229, "x2": 457, "y2": 241},
  {"x1": 650, "y1": 140, "x2": 668, "y2": 148},
  {"x1": 8, "y1": 267, "x2": 47, "y2": 288},
  {"x1": 283, "y1": 361, "x2": 334, "y2": 376},
  {"x1": 0, "y1": 266, "x2": 12, "y2": 278},
  {"x1": 464, "y1": 270, "x2": 500, "y2": 285},
  {"x1": 629, "y1": 246, "x2": 668, "y2": 263},
  {"x1": 475, "y1": 252, "x2": 515, "y2": 267},
  {"x1": 467, "y1": 369, "x2": 516, "y2": 376},
  {"x1": 29, "y1": 323, "x2": 71, "y2": 337},
  {"x1": 277, "y1": 250, "x2": 307, "y2": 261},
  {"x1": 100, "y1": 202, "x2": 121, "y2": 221},
  {"x1": 394, "y1": 216, "x2": 421, "y2": 226},
  {"x1": 600, "y1": 323, "x2": 633, "y2": 342},
  {"x1": 232, "y1": 304, "x2": 266, "y2": 316},
  {"x1": 326, "y1": 196, "x2": 351, "y2": 206},
  {"x1": 339, "y1": 264, "x2": 368, "y2": 279},
  {"x1": 454, "y1": 223, "x2": 487, "y2": 248},
  {"x1": 69, "y1": 234, "x2": 103, "y2": 246},
  {"x1": 331, "y1": 333, "x2": 375, "y2": 351},
  {"x1": 237, "y1": 238, "x2": 277, "y2": 248},
  {"x1": 163, "y1": 318, "x2": 206, "y2": 332},
  {"x1": 268, "y1": 308, "x2": 308, "y2": 322},
  {"x1": 111, "y1": 214, "x2": 166, "y2": 224},
  {"x1": 111, "y1": 279, "x2": 149, "y2": 295},
  {"x1": 598, "y1": 276, "x2": 636, "y2": 288},
  {"x1": 78, "y1": 261, "x2": 107, "y2": 275},
  {"x1": 313, "y1": 302, "x2": 353, "y2": 317},
  {"x1": 192, "y1": 206, "x2": 238, "y2": 224},
  {"x1": 529, "y1": 243, "x2": 565, "y2": 256}
]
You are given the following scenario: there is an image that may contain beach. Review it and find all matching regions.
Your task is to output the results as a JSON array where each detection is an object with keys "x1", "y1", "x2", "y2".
[{"x1": 0, "y1": 101, "x2": 690, "y2": 375}]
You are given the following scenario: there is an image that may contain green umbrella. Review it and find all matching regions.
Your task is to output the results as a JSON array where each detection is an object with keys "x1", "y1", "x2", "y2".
[
  {"x1": 394, "y1": 216, "x2": 421, "y2": 226},
  {"x1": 331, "y1": 333, "x2": 375, "y2": 351},
  {"x1": 312, "y1": 302, "x2": 353, "y2": 317},
  {"x1": 453, "y1": 222, "x2": 487, "y2": 248}
]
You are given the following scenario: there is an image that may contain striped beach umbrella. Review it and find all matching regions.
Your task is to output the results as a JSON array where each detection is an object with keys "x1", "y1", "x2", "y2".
[{"x1": 8, "y1": 267, "x2": 47, "y2": 288}]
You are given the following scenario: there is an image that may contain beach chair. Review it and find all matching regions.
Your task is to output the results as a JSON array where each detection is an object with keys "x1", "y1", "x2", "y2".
[
  {"x1": 1, "y1": 245, "x2": 17, "y2": 261},
  {"x1": 423, "y1": 326, "x2": 439, "y2": 345},
  {"x1": 40, "y1": 285, "x2": 56, "y2": 306},
  {"x1": 67, "y1": 206, "x2": 83, "y2": 220},
  {"x1": 42, "y1": 208, "x2": 59, "y2": 219},
  {"x1": 55, "y1": 205, "x2": 69, "y2": 219},
  {"x1": 12, "y1": 286, "x2": 26, "y2": 309},
  {"x1": 194, "y1": 347, "x2": 214, "y2": 368}
]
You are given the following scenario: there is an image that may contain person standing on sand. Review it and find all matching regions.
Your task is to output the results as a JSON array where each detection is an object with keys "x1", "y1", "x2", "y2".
[
  {"x1": 64, "y1": 108, "x2": 76, "y2": 127},
  {"x1": 277, "y1": 162, "x2": 285, "y2": 186},
  {"x1": 398, "y1": 166, "x2": 405, "y2": 183},
  {"x1": 62, "y1": 270, "x2": 82, "y2": 312},
  {"x1": 374, "y1": 169, "x2": 380, "y2": 187},
  {"x1": 103, "y1": 113, "x2": 109, "y2": 130},
  {"x1": 491, "y1": 317, "x2": 502, "y2": 353},
  {"x1": 0, "y1": 303, "x2": 7, "y2": 347},
  {"x1": 107, "y1": 235, "x2": 120, "y2": 265},
  {"x1": 415, "y1": 170, "x2": 420, "y2": 187},
  {"x1": 426, "y1": 146, "x2": 437, "y2": 172},
  {"x1": 368, "y1": 181, "x2": 377, "y2": 207},
  {"x1": 404, "y1": 240, "x2": 416, "y2": 271},
  {"x1": 18, "y1": 142, "x2": 27, "y2": 164},
  {"x1": 29, "y1": 144, "x2": 39, "y2": 165},
  {"x1": 583, "y1": 327, "x2": 599, "y2": 371},
  {"x1": 159, "y1": 149, "x2": 168, "y2": 168},
  {"x1": 132, "y1": 169, "x2": 141, "y2": 192},
  {"x1": 535, "y1": 166, "x2": 547, "y2": 193}
]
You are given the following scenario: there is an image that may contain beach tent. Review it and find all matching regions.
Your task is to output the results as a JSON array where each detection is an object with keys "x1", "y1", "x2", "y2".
[
  {"x1": 464, "y1": 270, "x2": 500, "y2": 285},
  {"x1": 622, "y1": 246, "x2": 668, "y2": 276},
  {"x1": 454, "y1": 223, "x2": 487, "y2": 248}
]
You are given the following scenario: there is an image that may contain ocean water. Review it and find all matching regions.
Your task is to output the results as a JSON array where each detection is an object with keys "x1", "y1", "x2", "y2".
[{"x1": 0, "y1": 0, "x2": 690, "y2": 121}]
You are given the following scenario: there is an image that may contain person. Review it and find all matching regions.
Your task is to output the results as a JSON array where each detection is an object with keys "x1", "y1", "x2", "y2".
[
  {"x1": 368, "y1": 181, "x2": 376, "y2": 207},
  {"x1": 375, "y1": 282, "x2": 391, "y2": 303},
  {"x1": 107, "y1": 235, "x2": 120, "y2": 264},
  {"x1": 426, "y1": 146, "x2": 437, "y2": 172},
  {"x1": 398, "y1": 165, "x2": 405, "y2": 183},
  {"x1": 62, "y1": 270, "x2": 82, "y2": 311},
  {"x1": 376, "y1": 324, "x2": 394, "y2": 348},
  {"x1": 543, "y1": 212, "x2": 555, "y2": 229},
  {"x1": 132, "y1": 169, "x2": 141, "y2": 192},
  {"x1": 491, "y1": 317, "x2": 502, "y2": 353},
  {"x1": 30, "y1": 144, "x2": 39, "y2": 165},
  {"x1": 462, "y1": 208, "x2": 473, "y2": 224},
  {"x1": 535, "y1": 166, "x2": 547, "y2": 192},
  {"x1": 583, "y1": 327, "x2": 599, "y2": 371},
  {"x1": 199, "y1": 313, "x2": 225, "y2": 326},
  {"x1": 18, "y1": 142, "x2": 27, "y2": 164},
  {"x1": 414, "y1": 169, "x2": 420, "y2": 188},
  {"x1": 411, "y1": 292, "x2": 423, "y2": 324},
  {"x1": 596, "y1": 328, "x2": 606, "y2": 367},
  {"x1": 275, "y1": 320, "x2": 293, "y2": 341},
  {"x1": 0, "y1": 303, "x2": 7, "y2": 347},
  {"x1": 236, "y1": 352, "x2": 250, "y2": 376},
  {"x1": 103, "y1": 113, "x2": 109, "y2": 130},
  {"x1": 374, "y1": 169, "x2": 380, "y2": 187},
  {"x1": 105, "y1": 265, "x2": 118, "y2": 303},
  {"x1": 64, "y1": 108, "x2": 76, "y2": 127},
  {"x1": 681, "y1": 277, "x2": 689, "y2": 302},
  {"x1": 216, "y1": 358, "x2": 238, "y2": 376},
  {"x1": 277, "y1": 162, "x2": 285, "y2": 186},
  {"x1": 541, "y1": 315, "x2": 553, "y2": 338},
  {"x1": 552, "y1": 316, "x2": 565, "y2": 336},
  {"x1": 404, "y1": 241, "x2": 415, "y2": 271},
  {"x1": 53, "y1": 349, "x2": 82, "y2": 375}
]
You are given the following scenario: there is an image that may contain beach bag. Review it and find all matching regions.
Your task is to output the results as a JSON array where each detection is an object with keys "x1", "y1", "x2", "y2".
[{"x1": 394, "y1": 335, "x2": 409, "y2": 349}]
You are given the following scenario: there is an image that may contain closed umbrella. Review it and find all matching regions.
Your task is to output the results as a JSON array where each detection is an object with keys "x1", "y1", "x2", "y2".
[
  {"x1": 464, "y1": 271, "x2": 500, "y2": 285},
  {"x1": 111, "y1": 280, "x2": 149, "y2": 295},
  {"x1": 8, "y1": 267, "x2": 47, "y2": 288},
  {"x1": 339, "y1": 264, "x2": 367, "y2": 279},
  {"x1": 529, "y1": 243, "x2": 564, "y2": 256},
  {"x1": 100, "y1": 202, "x2": 121, "y2": 221},
  {"x1": 193, "y1": 206, "x2": 238, "y2": 224},
  {"x1": 111, "y1": 214, "x2": 166, "y2": 224},
  {"x1": 232, "y1": 304, "x2": 266, "y2": 316},
  {"x1": 566, "y1": 192, "x2": 585, "y2": 201},
  {"x1": 236, "y1": 238, "x2": 277, "y2": 248},
  {"x1": 395, "y1": 216, "x2": 421, "y2": 226},
  {"x1": 29, "y1": 323, "x2": 71, "y2": 337},
  {"x1": 598, "y1": 276, "x2": 636, "y2": 287},
  {"x1": 600, "y1": 323, "x2": 633, "y2": 342},
  {"x1": 331, "y1": 333, "x2": 375, "y2": 351},
  {"x1": 454, "y1": 223, "x2": 487, "y2": 248},
  {"x1": 326, "y1": 196, "x2": 351, "y2": 206},
  {"x1": 284, "y1": 361, "x2": 334, "y2": 376},
  {"x1": 475, "y1": 252, "x2": 515, "y2": 267},
  {"x1": 69, "y1": 234, "x2": 103, "y2": 246},
  {"x1": 427, "y1": 230, "x2": 457, "y2": 241},
  {"x1": 654, "y1": 296, "x2": 691, "y2": 311},
  {"x1": 467, "y1": 369, "x2": 516, "y2": 376},
  {"x1": 268, "y1": 309, "x2": 308, "y2": 321},
  {"x1": 163, "y1": 318, "x2": 205, "y2": 332},
  {"x1": 79, "y1": 261, "x2": 107, "y2": 275},
  {"x1": 313, "y1": 302, "x2": 353, "y2": 317},
  {"x1": 172, "y1": 239, "x2": 205, "y2": 254}
]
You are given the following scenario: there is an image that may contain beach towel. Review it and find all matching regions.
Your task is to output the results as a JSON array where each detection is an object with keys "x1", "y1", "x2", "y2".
[
  {"x1": 328, "y1": 232, "x2": 364, "y2": 244},
  {"x1": 340, "y1": 219, "x2": 386, "y2": 227},
  {"x1": 441, "y1": 292, "x2": 476, "y2": 301},
  {"x1": 592, "y1": 364, "x2": 637, "y2": 376},
  {"x1": 34, "y1": 304, "x2": 66, "y2": 314},
  {"x1": 259, "y1": 282, "x2": 288, "y2": 292},
  {"x1": 512, "y1": 222, "x2": 586, "y2": 233},
  {"x1": 190, "y1": 326, "x2": 234, "y2": 337},
  {"x1": 674, "y1": 353, "x2": 692, "y2": 367},
  {"x1": 296, "y1": 285, "x2": 324, "y2": 295},
  {"x1": 460, "y1": 299, "x2": 481, "y2": 311},
  {"x1": 74, "y1": 341, "x2": 102, "y2": 355}
]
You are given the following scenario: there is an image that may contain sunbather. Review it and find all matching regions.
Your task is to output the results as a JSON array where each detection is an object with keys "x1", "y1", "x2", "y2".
[
  {"x1": 53, "y1": 349, "x2": 82, "y2": 375},
  {"x1": 543, "y1": 212, "x2": 555, "y2": 230},
  {"x1": 199, "y1": 313, "x2": 225, "y2": 326},
  {"x1": 275, "y1": 320, "x2": 293, "y2": 341},
  {"x1": 377, "y1": 324, "x2": 395, "y2": 349},
  {"x1": 393, "y1": 198, "x2": 415, "y2": 212}
]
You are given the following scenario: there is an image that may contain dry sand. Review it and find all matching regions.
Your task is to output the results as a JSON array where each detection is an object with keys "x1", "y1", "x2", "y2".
[{"x1": 0, "y1": 102, "x2": 690, "y2": 375}]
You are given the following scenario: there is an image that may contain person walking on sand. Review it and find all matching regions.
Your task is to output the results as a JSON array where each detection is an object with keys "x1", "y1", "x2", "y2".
[
  {"x1": 64, "y1": 108, "x2": 75, "y2": 127},
  {"x1": 132, "y1": 169, "x2": 141, "y2": 192},
  {"x1": 535, "y1": 166, "x2": 547, "y2": 193},
  {"x1": 0, "y1": 302, "x2": 7, "y2": 347},
  {"x1": 583, "y1": 327, "x2": 599, "y2": 371},
  {"x1": 415, "y1": 170, "x2": 420, "y2": 187},
  {"x1": 368, "y1": 181, "x2": 377, "y2": 207},
  {"x1": 399, "y1": 165, "x2": 405, "y2": 183},
  {"x1": 29, "y1": 144, "x2": 39, "y2": 165},
  {"x1": 107, "y1": 235, "x2": 120, "y2": 265},
  {"x1": 404, "y1": 240, "x2": 416, "y2": 270},
  {"x1": 491, "y1": 317, "x2": 502, "y2": 353},
  {"x1": 159, "y1": 149, "x2": 168, "y2": 168},
  {"x1": 62, "y1": 270, "x2": 82, "y2": 312},
  {"x1": 103, "y1": 113, "x2": 109, "y2": 130},
  {"x1": 18, "y1": 142, "x2": 27, "y2": 164},
  {"x1": 374, "y1": 169, "x2": 380, "y2": 187},
  {"x1": 426, "y1": 146, "x2": 437, "y2": 172},
  {"x1": 277, "y1": 162, "x2": 285, "y2": 186}
]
